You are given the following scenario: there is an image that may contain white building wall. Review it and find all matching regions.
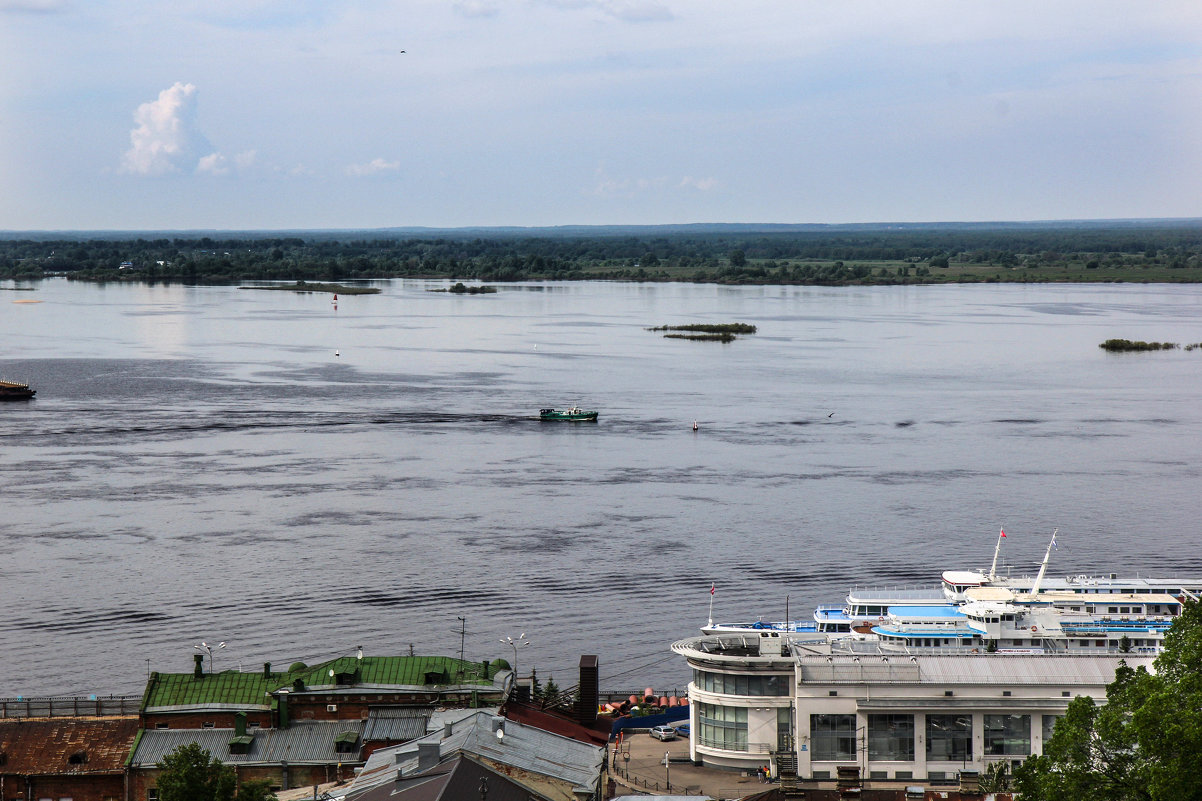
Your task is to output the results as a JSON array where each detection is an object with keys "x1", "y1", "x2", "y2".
[{"x1": 674, "y1": 635, "x2": 1152, "y2": 783}]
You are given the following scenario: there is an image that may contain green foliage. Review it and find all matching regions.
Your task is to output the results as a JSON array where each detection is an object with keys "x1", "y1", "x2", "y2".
[
  {"x1": 1100, "y1": 339, "x2": 1179, "y2": 351},
  {"x1": 979, "y1": 760, "x2": 1011, "y2": 792},
  {"x1": 440, "y1": 282, "x2": 496, "y2": 294},
  {"x1": 156, "y1": 742, "x2": 236, "y2": 801},
  {"x1": 7, "y1": 222, "x2": 1202, "y2": 286},
  {"x1": 1014, "y1": 600, "x2": 1202, "y2": 801},
  {"x1": 649, "y1": 323, "x2": 756, "y2": 334},
  {"x1": 542, "y1": 676, "x2": 559, "y2": 699}
]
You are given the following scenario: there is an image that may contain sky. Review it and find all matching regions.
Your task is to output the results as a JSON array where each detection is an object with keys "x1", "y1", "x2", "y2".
[{"x1": 2, "y1": 0, "x2": 1201, "y2": 230}]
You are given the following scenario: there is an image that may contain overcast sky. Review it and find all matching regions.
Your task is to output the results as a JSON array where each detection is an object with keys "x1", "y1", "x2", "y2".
[{"x1": 2, "y1": 1, "x2": 1200, "y2": 230}]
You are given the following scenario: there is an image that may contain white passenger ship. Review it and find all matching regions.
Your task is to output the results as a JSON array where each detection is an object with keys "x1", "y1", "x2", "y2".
[{"x1": 705, "y1": 529, "x2": 1201, "y2": 653}]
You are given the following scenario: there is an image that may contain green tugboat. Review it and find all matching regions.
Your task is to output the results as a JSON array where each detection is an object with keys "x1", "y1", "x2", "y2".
[{"x1": 540, "y1": 406, "x2": 598, "y2": 421}]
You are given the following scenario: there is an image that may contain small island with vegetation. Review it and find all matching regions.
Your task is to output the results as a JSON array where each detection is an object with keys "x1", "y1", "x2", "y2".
[
  {"x1": 240, "y1": 280, "x2": 380, "y2": 295},
  {"x1": 430, "y1": 282, "x2": 497, "y2": 294},
  {"x1": 1100, "y1": 338, "x2": 1177, "y2": 351},
  {"x1": 648, "y1": 323, "x2": 757, "y2": 342}
]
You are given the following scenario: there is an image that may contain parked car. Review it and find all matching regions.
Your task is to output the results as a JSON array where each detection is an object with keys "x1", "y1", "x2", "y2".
[
  {"x1": 649, "y1": 725, "x2": 678, "y2": 741},
  {"x1": 674, "y1": 723, "x2": 691, "y2": 737}
]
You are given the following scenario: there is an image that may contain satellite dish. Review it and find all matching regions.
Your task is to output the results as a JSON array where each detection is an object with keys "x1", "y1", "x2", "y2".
[{"x1": 496, "y1": 728, "x2": 504, "y2": 741}]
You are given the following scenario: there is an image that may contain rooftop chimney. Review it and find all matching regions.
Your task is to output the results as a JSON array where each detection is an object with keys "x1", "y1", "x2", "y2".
[
  {"x1": 193, "y1": 653, "x2": 204, "y2": 678},
  {"x1": 575, "y1": 655, "x2": 598, "y2": 726},
  {"x1": 263, "y1": 662, "x2": 271, "y2": 679},
  {"x1": 443, "y1": 722, "x2": 454, "y2": 739},
  {"x1": 416, "y1": 742, "x2": 440, "y2": 774}
]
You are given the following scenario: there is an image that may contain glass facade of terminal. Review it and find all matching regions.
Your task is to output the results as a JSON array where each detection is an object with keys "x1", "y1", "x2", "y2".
[
  {"x1": 696, "y1": 701, "x2": 748, "y2": 751},
  {"x1": 693, "y1": 669, "x2": 790, "y2": 696},
  {"x1": 926, "y1": 714, "x2": 972, "y2": 761},
  {"x1": 810, "y1": 713, "x2": 857, "y2": 761},
  {"x1": 984, "y1": 714, "x2": 1031, "y2": 755}
]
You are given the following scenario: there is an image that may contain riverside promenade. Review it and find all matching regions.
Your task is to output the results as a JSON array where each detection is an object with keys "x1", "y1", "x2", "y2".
[{"x1": 610, "y1": 731, "x2": 769, "y2": 799}]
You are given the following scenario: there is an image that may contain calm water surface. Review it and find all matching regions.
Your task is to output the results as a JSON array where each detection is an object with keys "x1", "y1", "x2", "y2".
[{"x1": 2, "y1": 279, "x2": 1201, "y2": 696}]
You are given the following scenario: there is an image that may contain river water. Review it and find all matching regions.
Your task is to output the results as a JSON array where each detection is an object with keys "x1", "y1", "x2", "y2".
[{"x1": 2, "y1": 278, "x2": 1201, "y2": 697}]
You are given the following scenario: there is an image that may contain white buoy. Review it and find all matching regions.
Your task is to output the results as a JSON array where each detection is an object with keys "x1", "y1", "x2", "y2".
[
  {"x1": 692, "y1": 420, "x2": 698, "y2": 431},
  {"x1": 335, "y1": 350, "x2": 340, "y2": 357}
]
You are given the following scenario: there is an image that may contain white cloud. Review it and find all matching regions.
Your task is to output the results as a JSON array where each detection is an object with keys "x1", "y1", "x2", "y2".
[
  {"x1": 121, "y1": 82, "x2": 214, "y2": 176},
  {"x1": 0, "y1": 0, "x2": 65, "y2": 13},
  {"x1": 680, "y1": 175, "x2": 717, "y2": 191},
  {"x1": 196, "y1": 152, "x2": 229, "y2": 175},
  {"x1": 453, "y1": 0, "x2": 499, "y2": 18},
  {"x1": 539, "y1": 0, "x2": 671, "y2": 22},
  {"x1": 196, "y1": 149, "x2": 259, "y2": 176},
  {"x1": 346, "y1": 157, "x2": 400, "y2": 176}
]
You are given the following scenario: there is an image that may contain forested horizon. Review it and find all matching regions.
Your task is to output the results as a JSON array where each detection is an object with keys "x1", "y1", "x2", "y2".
[{"x1": 5, "y1": 221, "x2": 1202, "y2": 286}]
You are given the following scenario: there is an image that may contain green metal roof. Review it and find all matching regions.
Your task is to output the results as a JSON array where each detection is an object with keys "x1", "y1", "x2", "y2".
[
  {"x1": 141, "y1": 670, "x2": 278, "y2": 711},
  {"x1": 296, "y1": 656, "x2": 494, "y2": 688},
  {"x1": 142, "y1": 655, "x2": 499, "y2": 710}
]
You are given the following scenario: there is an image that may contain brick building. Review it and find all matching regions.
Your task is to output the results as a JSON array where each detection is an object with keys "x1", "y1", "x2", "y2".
[{"x1": 0, "y1": 717, "x2": 139, "y2": 801}]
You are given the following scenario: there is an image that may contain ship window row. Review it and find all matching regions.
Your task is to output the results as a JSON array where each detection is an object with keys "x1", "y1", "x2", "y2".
[
  {"x1": 810, "y1": 713, "x2": 1057, "y2": 762},
  {"x1": 696, "y1": 701, "x2": 748, "y2": 751},
  {"x1": 693, "y1": 669, "x2": 790, "y2": 696}
]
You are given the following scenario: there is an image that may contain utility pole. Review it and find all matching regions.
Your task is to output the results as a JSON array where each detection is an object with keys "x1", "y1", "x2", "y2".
[{"x1": 458, "y1": 616, "x2": 467, "y2": 664}]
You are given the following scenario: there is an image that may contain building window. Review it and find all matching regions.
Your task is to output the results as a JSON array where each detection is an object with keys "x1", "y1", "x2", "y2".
[
  {"x1": 777, "y1": 707, "x2": 793, "y2": 751},
  {"x1": 692, "y1": 669, "x2": 790, "y2": 696},
  {"x1": 868, "y1": 714, "x2": 914, "y2": 762},
  {"x1": 810, "y1": 714, "x2": 856, "y2": 761},
  {"x1": 696, "y1": 702, "x2": 748, "y2": 751},
  {"x1": 926, "y1": 715, "x2": 971, "y2": 762},
  {"x1": 1041, "y1": 714, "x2": 1063, "y2": 747},
  {"x1": 148, "y1": 791, "x2": 159, "y2": 801},
  {"x1": 984, "y1": 714, "x2": 1031, "y2": 756}
]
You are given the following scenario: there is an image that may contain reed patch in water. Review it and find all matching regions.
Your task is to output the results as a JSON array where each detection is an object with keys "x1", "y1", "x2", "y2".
[{"x1": 649, "y1": 323, "x2": 756, "y2": 342}]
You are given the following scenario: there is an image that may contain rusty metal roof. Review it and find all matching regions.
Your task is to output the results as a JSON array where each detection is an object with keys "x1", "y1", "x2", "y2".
[{"x1": 0, "y1": 717, "x2": 140, "y2": 775}]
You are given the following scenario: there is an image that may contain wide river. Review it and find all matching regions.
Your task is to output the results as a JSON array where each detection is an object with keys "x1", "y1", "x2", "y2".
[{"x1": 2, "y1": 278, "x2": 1201, "y2": 697}]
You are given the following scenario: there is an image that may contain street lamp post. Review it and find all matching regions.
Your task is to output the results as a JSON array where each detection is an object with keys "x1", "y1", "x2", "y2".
[
  {"x1": 193, "y1": 641, "x2": 226, "y2": 674},
  {"x1": 499, "y1": 633, "x2": 529, "y2": 685}
]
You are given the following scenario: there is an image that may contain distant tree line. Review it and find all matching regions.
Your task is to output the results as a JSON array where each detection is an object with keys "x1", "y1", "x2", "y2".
[{"x1": 3, "y1": 223, "x2": 1202, "y2": 286}]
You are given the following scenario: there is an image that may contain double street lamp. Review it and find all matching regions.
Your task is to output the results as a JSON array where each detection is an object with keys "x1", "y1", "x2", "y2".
[
  {"x1": 500, "y1": 633, "x2": 530, "y2": 679},
  {"x1": 194, "y1": 641, "x2": 226, "y2": 674}
]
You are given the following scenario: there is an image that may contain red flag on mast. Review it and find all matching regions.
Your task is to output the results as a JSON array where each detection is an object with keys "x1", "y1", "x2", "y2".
[
  {"x1": 710, "y1": 582, "x2": 716, "y2": 596},
  {"x1": 1000, "y1": 528, "x2": 1006, "y2": 538}
]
